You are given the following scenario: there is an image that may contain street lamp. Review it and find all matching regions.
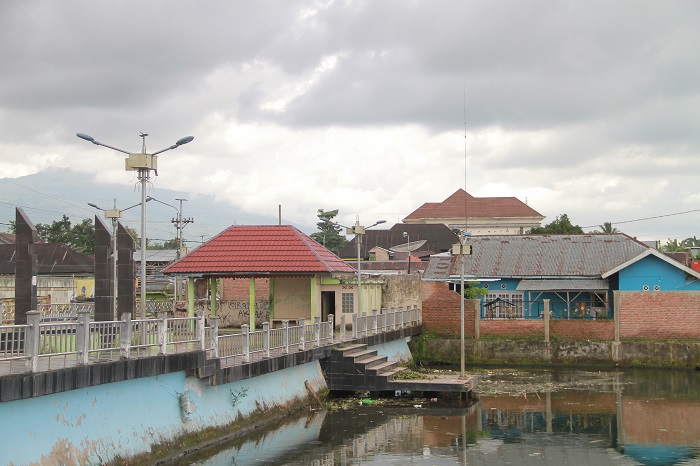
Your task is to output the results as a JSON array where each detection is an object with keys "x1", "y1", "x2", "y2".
[
  {"x1": 146, "y1": 196, "x2": 193, "y2": 300},
  {"x1": 88, "y1": 199, "x2": 150, "y2": 319},
  {"x1": 452, "y1": 229, "x2": 472, "y2": 378},
  {"x1": 77, "y1": 132, "x2": 194, "y2": 320},
  {"x1": 323, "y1": 216, "x2": 386, "y2": 315},
  {"x1": 402, "y1": 231, "x2": 411, "y2": 274}
]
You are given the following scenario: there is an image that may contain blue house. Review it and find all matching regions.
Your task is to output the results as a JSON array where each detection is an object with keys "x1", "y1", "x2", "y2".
[{"x1": 423, "y1": 234, "x2": 700, "y2": 319}]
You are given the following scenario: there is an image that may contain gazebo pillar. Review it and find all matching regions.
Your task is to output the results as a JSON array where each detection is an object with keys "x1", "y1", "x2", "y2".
[
  {"x1": 188, "y1": 277, "x2": 195, "y2": 317},
  {"x1": 249, "y1": 277, "x2": 256, "y2": 330},
  {"x1": 268, "y1": 277, "x2": 275, "y2": 321},
  {"x1": 310, "y1": 275, "x2": 319, "y2": 321},
  {"x1": 209, "y1": 278, "x2": 218, "y2": 316}
]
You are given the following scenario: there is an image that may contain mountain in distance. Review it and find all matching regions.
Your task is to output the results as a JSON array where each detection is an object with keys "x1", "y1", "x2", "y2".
[{"x1": 0, "y1": 168, "x2": 314, "y2": 246}]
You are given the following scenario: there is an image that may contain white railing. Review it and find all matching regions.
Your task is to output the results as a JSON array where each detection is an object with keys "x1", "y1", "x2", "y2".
[{"x1": 1, "y1": 306, "x2": 422, "y2": 373}]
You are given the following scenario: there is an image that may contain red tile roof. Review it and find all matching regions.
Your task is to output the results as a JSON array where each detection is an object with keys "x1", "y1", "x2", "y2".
[
  {"x1": 162, "y1": 225, "x2": 356, "y2": 276},
  {"x1": 404, "y1": 189, "x2": 543, "y2": 221}
]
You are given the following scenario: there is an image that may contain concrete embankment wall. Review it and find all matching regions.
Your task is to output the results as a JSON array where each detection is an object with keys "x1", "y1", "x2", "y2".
[
  {"x1": 0, "y1": 361, "x2": 327, "y2": 465},
  {"x1": 413, "y1": 338, "x2": 700, "y2": 368}
]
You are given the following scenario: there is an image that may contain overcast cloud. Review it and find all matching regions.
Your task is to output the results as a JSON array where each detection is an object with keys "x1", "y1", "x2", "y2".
[{"x1": 2, "y1": 0, "x2": 700, "y2": 241}]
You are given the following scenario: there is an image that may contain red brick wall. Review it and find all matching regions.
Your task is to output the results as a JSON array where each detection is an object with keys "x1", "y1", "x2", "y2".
[
  {"x1": 480, "y1": 319, "x2": 544, "y2": 338},
  {"x1": 551, "y1": 320, "x2": 614, "y2": 340},
  {"x1": 619, "y1": 291, "x2": 700, "y2": 339},
  {"x1": 221, "y1": 278, "x2": 269, "y2": 300},
  {"x1": 421, "y1": 282, "x2": 476, "y2": 336}
]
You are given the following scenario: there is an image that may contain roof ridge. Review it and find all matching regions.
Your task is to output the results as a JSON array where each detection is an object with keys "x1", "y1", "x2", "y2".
[{"x1": 293, "y1": 225, "x2": 334, "y2": 269}]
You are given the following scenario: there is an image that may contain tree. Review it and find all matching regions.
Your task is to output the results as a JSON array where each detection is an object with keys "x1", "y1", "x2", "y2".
[
  {"x1": 598, "y1": 222, "x2": 619, "y2": 234},
  {"x1": 310, "y1": 209, "x2": 347, "y2": 255},
  {"x1": 530, "y1": 214, "x2": 584, "y2": 234},
  {"x1": 663, "y1": 239, "x2": 686, "y2": 253},
  {"x1": 35, "y1": 215, "x2": 96, "y2": 254},
  {"x1": 149, "y1": 238, "x2": 180, "y2": 250}
]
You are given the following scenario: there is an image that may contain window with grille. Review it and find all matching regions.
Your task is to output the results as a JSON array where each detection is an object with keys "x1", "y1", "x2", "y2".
[
  {"x1": 484, "y1": 292, "x2": 524, "y2": 318},
  {"x1": 341, "y1": 293, "x2": 354, "y2": 313}
]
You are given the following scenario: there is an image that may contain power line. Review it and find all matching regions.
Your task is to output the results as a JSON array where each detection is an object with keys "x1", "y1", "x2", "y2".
[{"x1": 582, "y1": 208, "x2": 700, "y2": 229}]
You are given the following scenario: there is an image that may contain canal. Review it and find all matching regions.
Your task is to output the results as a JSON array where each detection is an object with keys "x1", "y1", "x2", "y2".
[{"x1": 177, "y1": 368, "x2": 700, "y2": 465}]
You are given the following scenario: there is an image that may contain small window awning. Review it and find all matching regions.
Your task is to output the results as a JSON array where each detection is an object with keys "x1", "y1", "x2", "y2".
[{"x1": 516, "y1": 278, "x2": 608, "y2": 291}]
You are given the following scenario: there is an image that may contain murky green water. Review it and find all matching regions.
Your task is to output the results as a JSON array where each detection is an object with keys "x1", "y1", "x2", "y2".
[{"x1": 183, "y1": 368, "x2": 700, "y2": 465}]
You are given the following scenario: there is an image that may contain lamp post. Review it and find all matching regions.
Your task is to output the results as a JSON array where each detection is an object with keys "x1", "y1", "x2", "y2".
[
  {"x1": 402, "y1": 231, "x2": 411, "y2": 274},
  {"x1": 146, "y1": 196, "x2": 193, "y2": 300},
  {"x1": 452, "y1": 229, "x2": 472, "y2": 378},
  {"x1": 88, "y1": 199, "x2": 150, "y2": 319},
  {"x1": 77, "y1": 132, "x2": 194, "y2": 319},
  {"x1": 322, "y1": 216, "x2": 386, "y2": 315}
]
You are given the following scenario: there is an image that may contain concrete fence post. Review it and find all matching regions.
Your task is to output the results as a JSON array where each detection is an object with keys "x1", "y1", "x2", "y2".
[
  {"x1": 328, "y1": 314, "x2": 334, "y2": 343},
  {"x1": 339, "y1": 314, "x2": 346, "y2": 342},
  {"x1": 158, "y1": 314, "x2": 168, "y2": 355},
  {"x1": 352, "y1": 314, "x2": 358, "y2": 339},
  {"x1": 613, "y1": 290, "x2": 621, "y2": 343},
  {"x1": 474, "y1": 301, "x2": 480, "y2": 341},
  {"x1": 209, "y1": 315, "x2": 219, "y2": 358},
  {"x1": 544, "y1": 299, "x2": 550, "y2": 343},
  {"x1": 361, "y1": 312, "x2": 367, "y2": 338},
  {"x1": 283, "y1": 320, "x2": 289, "y2": 353},
  {"x1": 371, "y1": 310, "x2": 377, "y2": 335},
  {"x1": 263, "y1": 322, "x2": 270, "y2": 358},
  {"x1": 196, "y1": 312, "x2": 206, "y2": 351},
  {"x1": 391, "y1": 308, "x2": 396, "y2": 330},
  {"x1": 25, "y1": 310, "x2": 40, "y2": 372},
  {"x1": 314, "y1": 316, "x2": 320, "y2": 347},
  {"x1": 76, "y1": 309, "x2": 91, "y2": 365},
  {"x1": 242, "y1": 324, "x2": 250, "y2": 363},
  {"x1": 120, "y1": 312, "x2": 131, "y2": 359},
  {"x1": 298, "y1": 318, "x2": 305, "y2": 351}
]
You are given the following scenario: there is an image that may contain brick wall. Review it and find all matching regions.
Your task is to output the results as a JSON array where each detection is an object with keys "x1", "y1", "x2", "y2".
[
  {"x1": 421, "y1": 282, "x2": 476, "y2": 336},
  {"x1": 221, "y1": 277, "x2": 269, "y2": 300},
  {"x1": 551, "y1": 320, "x2": 614, "y2": 340},
  {"x1": 480, "y1": 319, "x2": 544, "y2": 338},
  {"x1": 619, "y1": 291, "x2": 700, "y2": 340}
]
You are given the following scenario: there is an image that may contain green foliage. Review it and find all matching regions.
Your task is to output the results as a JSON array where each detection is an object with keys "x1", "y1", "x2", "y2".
[
  {"x1": 463, "y1": 282, "x2": 487, "y2": 299},
  {"x1": 663, "y1": 238, "x2": 687, "y2": 252},
  {"x1": 36, "y1": 215, "x2": 95, "y2": 254},
  {"x1": 149, "y1": 238, "x2": 180, "y2": 250},
  {"x1": 310, "y1": 208, "x2": 348, "y2": 255},
  {"x1": 530, "y1": 213, "x2": 584, "y2": 234},
  {"x1": 597, "y1": 221, "x2": 619, "y2": 234}
]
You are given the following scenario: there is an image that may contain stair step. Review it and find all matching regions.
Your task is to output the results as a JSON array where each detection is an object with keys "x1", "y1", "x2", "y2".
[
  {"x1": 344, "y1": 349, "x2": 377, "y2": 361},
  {"x1": 379, "y1": 366, "x2": 407, "y2": 380},
  {"x1": 337, "y1": 344, "x2": 368, "y2": 356},
  {"x1": 357, "y1": 355, "x2": 387, "y2": 367},
  {"x1": 366, "y1": 360, "x2": 398, "y2": 374}
]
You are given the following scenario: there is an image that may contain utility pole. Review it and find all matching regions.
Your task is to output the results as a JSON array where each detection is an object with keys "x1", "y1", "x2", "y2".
[{"x1": 172, "y1": 198, "x2": 193, "y2": 300}]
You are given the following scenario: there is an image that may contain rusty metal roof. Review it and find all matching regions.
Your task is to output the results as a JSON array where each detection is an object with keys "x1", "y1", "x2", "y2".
[
  {"x1": 424, "y1": 234, "x2": 650, "y2": 279},
  {"x1": 516, "y1": 279, "x2": 609, "y2": 291}
]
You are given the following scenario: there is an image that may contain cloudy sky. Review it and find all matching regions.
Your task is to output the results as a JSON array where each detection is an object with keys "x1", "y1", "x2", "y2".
[{"x1": 2, "y1": 1, "x2": 700, "y2": 242}]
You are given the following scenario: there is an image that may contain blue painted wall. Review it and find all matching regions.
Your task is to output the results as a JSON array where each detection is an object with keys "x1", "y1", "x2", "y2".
[
  {"x1": 0, "y1": 362, "x2": 327, "y2": 465},
  {"x1": 618, "y1": 255, "x2": 700, "y2": 291}
]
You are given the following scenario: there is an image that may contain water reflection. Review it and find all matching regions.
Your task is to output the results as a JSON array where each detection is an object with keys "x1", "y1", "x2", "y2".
[{"x1": 185, "y1": 369, "x2": 700, "y2": 466}]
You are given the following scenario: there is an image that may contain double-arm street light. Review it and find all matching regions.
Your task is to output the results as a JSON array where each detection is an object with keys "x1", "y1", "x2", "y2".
[
  {"x1": 146, "y1": 196, "x2": 193, "y2": 300},
  {"x1": 402, "y1": 231, "x2": 411, "y2": 274},
  {"x1": 452, "y1": 229, "x2": 473, "y2": 378},
  {"x1": 322, "y1": 216, "x2": 386, "y2": 315},
  {"x1": 77, "y1": 132, "x2": 194, "y2": 319},
  {"x1": 88, "y1": 199, "x2": 150, "y2": 318}
]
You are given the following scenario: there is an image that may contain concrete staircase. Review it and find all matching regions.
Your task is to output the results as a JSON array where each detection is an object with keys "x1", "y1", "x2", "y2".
[{"x1": 321, "y1": 343, "x2": 406, "y2": 392}]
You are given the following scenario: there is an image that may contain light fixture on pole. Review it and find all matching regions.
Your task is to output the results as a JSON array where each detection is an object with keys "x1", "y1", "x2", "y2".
[
  {"x1": 77, "y1": 132, "x2": 194, "y2": 320},
  {"x1": 146, "y1": 196, "x2": 193, "y2": 301},
  {"x1": 322, "y1": 216, "x2": 386, "y2": 315},
  {"x1": 452, "y1": 229, "x2": 472, "y2": 379},
  {"x1": 402, "y1": 231, "x2": 411, "y2": 274},
  {"x1": 88, "y1": 199, "x2": 150, "y2": 319}
]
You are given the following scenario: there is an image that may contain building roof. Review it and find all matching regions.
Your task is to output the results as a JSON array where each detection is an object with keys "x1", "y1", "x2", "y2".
[
  {"x1": 337, "y1": 223, "x2": 456, "y2": 259},
  {"x1": 162, "y1": 225, "x2": 356, "y2": 276},
  {"x1": 403, "y1": 189, "x2": 543, "y2": 221},
  {"x1": 0, "y1": 233, "x2": 16, "y2": 244},
  {"x1": 424, "y1": 234, "x2": 652, "y2": 280},
  {"x1": 0, "y1": 243, "x2": 95, "y2": 275},
  {"x1": 516, "y1": 278, "x2": 609, "y2": 291},
  {"x1": 133, "y1": 249, "x2": 179, "y2": 263}
]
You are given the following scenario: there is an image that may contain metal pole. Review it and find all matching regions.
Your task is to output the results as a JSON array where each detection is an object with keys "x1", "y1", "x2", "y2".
[
  {"x1": 357, "y1": 226, "x2": 362, "y2": 315},
  {"x1": 139, "y1": 167, "x2": 148, "y2": 320},
  {"x1": 111, "y1": 214, "x2": 118, "y2": 320},
  {"x1": 460, "y1": 243, "x2": 465, "y2": 378}
]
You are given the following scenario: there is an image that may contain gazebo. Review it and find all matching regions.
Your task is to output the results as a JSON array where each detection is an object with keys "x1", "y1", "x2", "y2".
[{"x1": 162, "y1": 225, "x2": 356, "y2": 328}]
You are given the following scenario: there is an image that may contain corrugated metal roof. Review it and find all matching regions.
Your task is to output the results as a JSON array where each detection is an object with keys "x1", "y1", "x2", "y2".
[
  {"x1": 162, "y1": 225, "x2": 356, "y2": 276},
  {"x1": 423, "y1": 234, "x2": 650, "y2": 279},
  {"x1": 517, "y1": 278, "x2": 609, "y2": 291}
]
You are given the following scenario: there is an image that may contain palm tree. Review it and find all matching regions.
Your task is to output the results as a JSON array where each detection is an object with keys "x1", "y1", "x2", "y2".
[{"x1": 598, "y1": 222, "x2": 619, "y2": 234}]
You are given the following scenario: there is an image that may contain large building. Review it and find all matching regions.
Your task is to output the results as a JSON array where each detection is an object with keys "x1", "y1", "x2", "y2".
[{"x1": 403, "y1": 189, "x2": 544, "y2": 235}]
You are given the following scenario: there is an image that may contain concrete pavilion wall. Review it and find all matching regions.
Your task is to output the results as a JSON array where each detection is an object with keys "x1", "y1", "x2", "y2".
[{"x1": 0, "y1": 361, "x2": 327, "y2": 465}]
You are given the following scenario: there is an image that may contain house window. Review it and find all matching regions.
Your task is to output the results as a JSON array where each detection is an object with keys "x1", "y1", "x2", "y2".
[
  {"x1": 341, "y1": 292, "x2": 354, "y2": 313},
  {"x1": 484, "y1": 292, "x2": 524, "y2": 319}
]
